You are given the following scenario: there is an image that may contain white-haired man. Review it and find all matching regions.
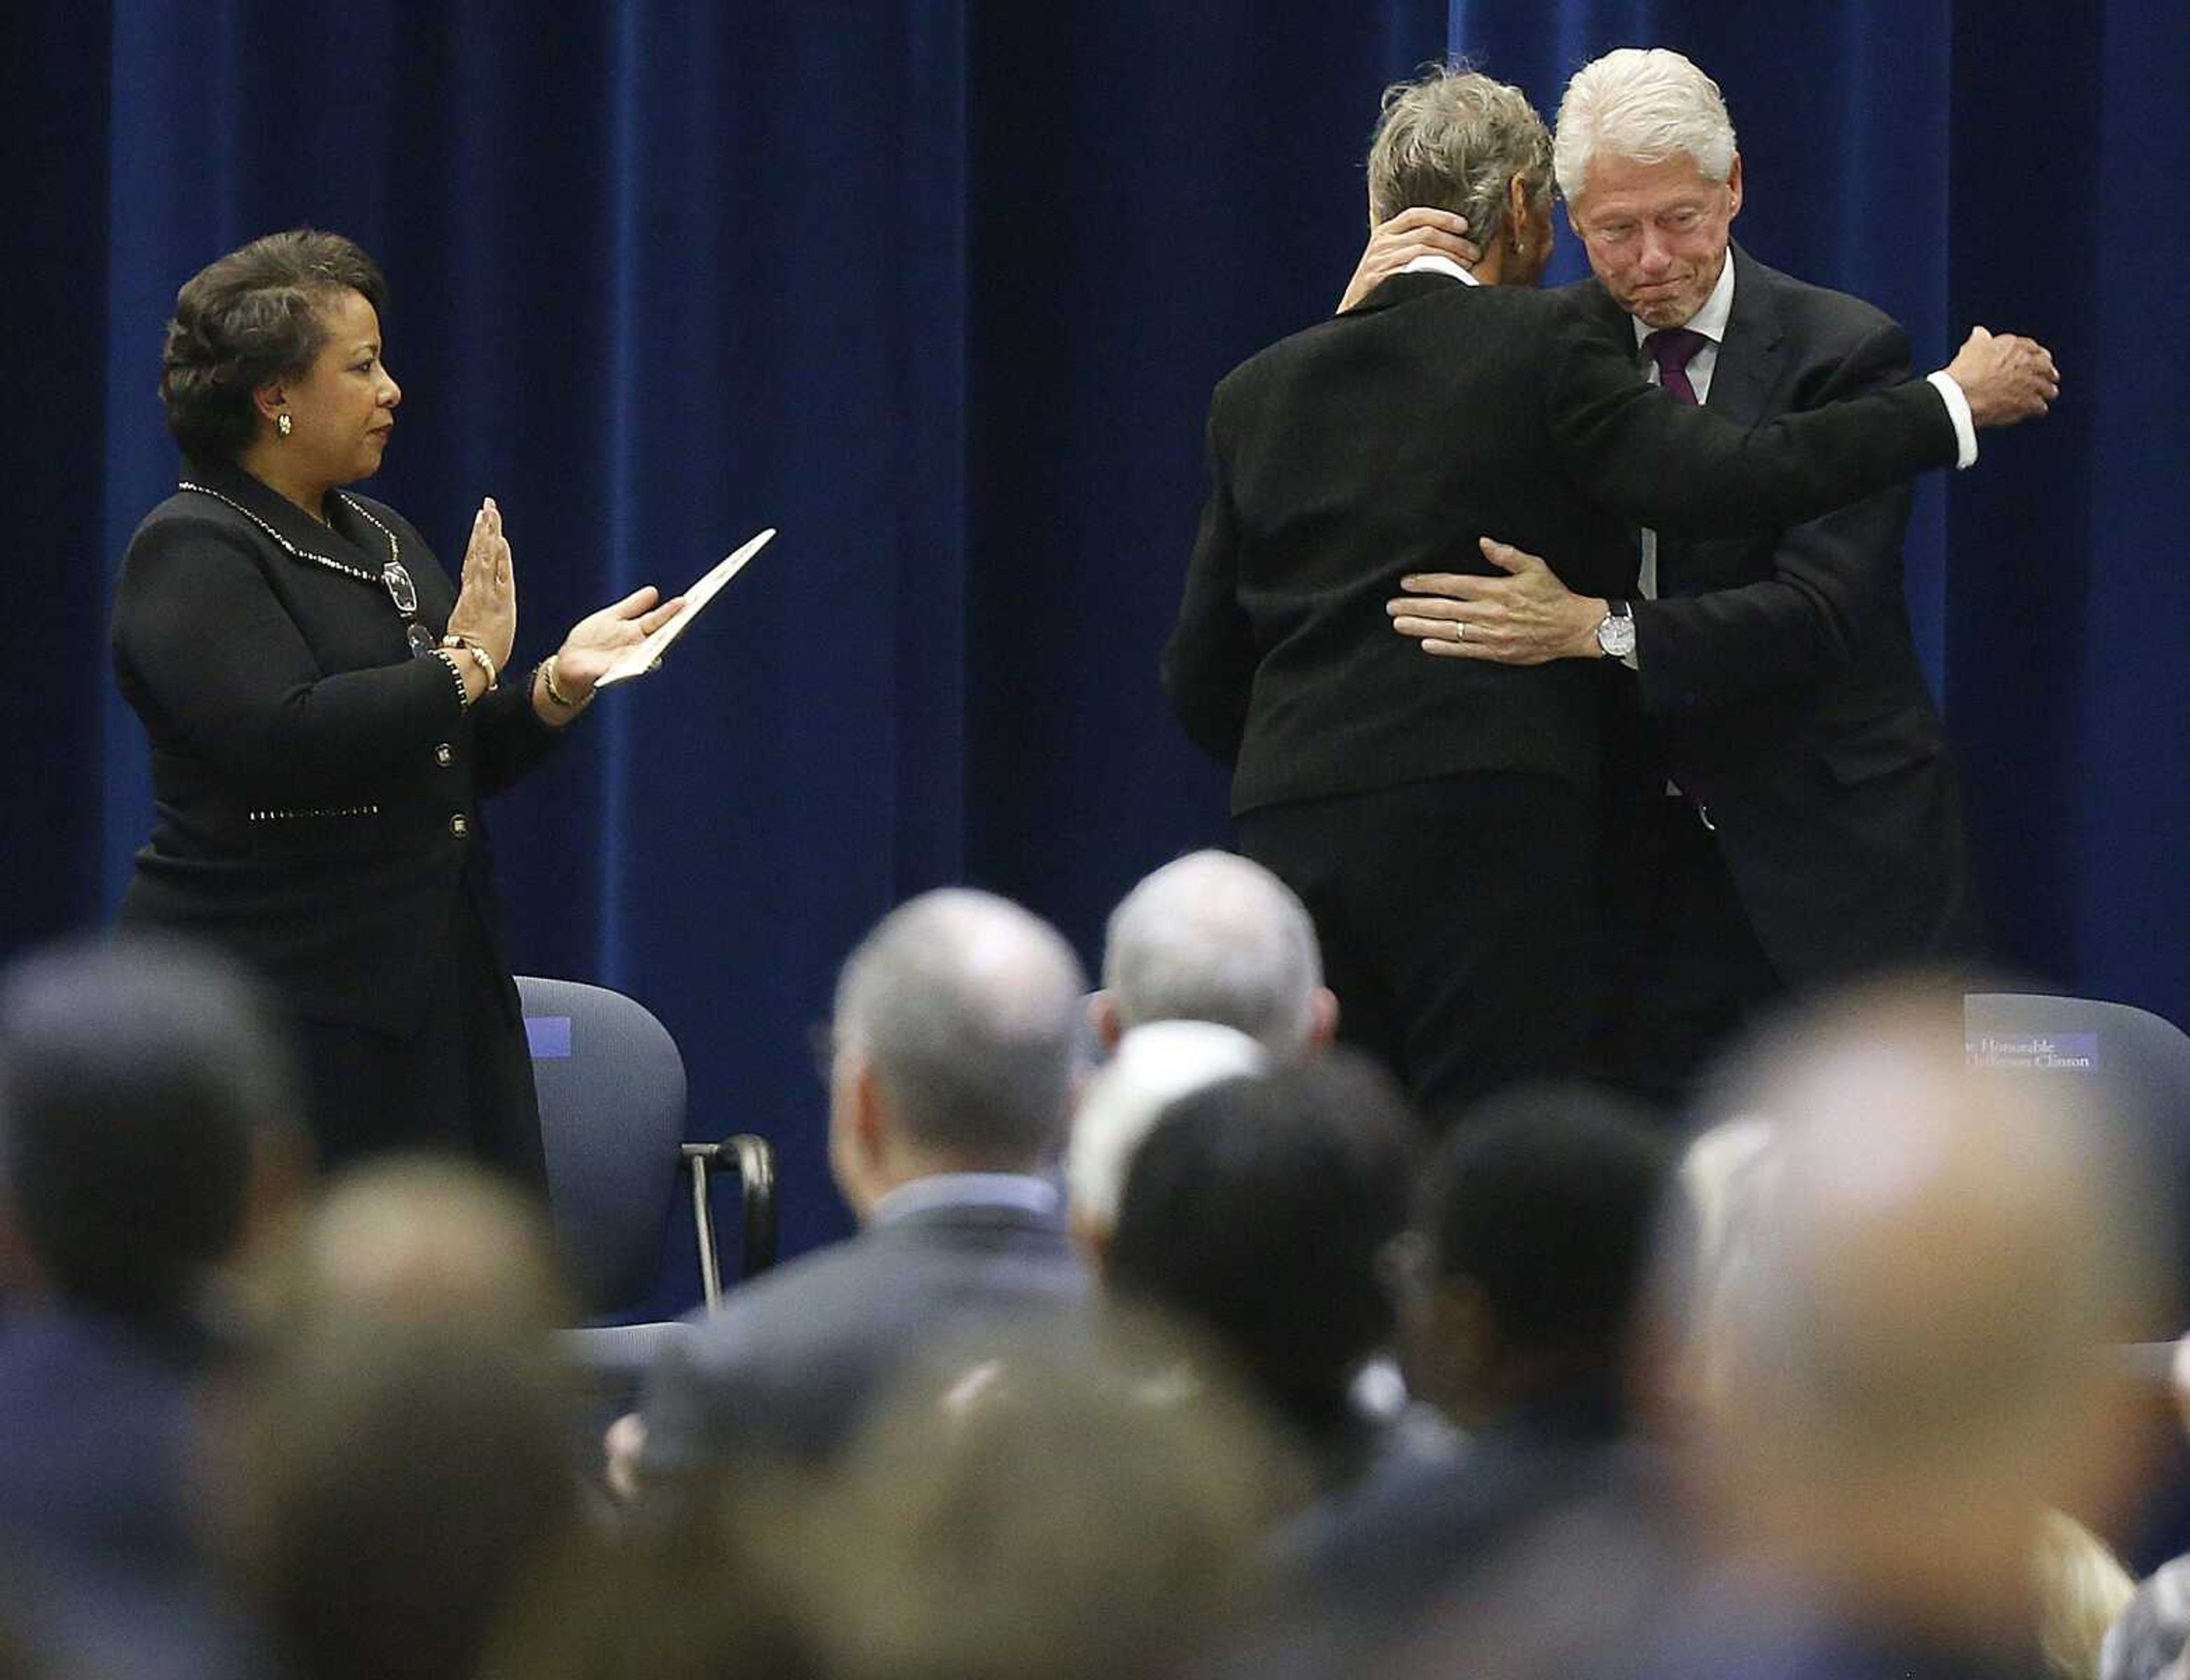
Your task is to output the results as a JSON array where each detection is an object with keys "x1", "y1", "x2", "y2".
[
  {"x1": 1376, "y1": 50, "x2": 1984, "y2": 1106},
  {"x1": 1171, "y1": 62, "x2": 2051, "y2": 1121},
  {"x1": 1092, "y1": 850, "x2": 1339, "y2": 1058}
]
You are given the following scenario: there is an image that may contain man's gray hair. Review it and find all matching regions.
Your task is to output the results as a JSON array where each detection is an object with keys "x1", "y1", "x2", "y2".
[
  {"x1": 1102, "y1": 851, "x2": 1323, "y2": 1055},
  {"x1": 1366, "y1": 62, "x2": 1554, "y2": 245},
  {"x1": 835, "y1": 888, "x2": 1088, "y2": 1164},
  {"x1": 1554, "y1": 47, "x2": 1737, "y2": 206}
]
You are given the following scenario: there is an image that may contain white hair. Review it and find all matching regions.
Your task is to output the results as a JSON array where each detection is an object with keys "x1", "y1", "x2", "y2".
[
  {"x1": 1102, "y1": 851, "x2": 1323, "y2": 1055},
  {"x1": 1554, "y1": 47, "x2": 1737, "y2": 206},
  {"x1": 1064, "y1": 1021, "x2": 1266, "y2": 1235}
]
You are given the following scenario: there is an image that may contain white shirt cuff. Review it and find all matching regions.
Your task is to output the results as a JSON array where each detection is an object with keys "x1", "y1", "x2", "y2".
[{"x1": 1927, "y1": 371, "x2": 1980, "y2": 470}]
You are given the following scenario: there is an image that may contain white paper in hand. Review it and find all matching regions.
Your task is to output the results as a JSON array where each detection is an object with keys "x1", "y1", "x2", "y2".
[{"x1": 592, "y1": 527, "x2": 776, "y2": 690}]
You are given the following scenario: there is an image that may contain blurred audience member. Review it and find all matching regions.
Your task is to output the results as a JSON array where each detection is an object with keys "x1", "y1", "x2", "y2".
[
  {"x1": 1064, "y1": 1018, "x2": 1266, "y2": 1261},
  {"x1": 0, "y1": 936, "x2": 302, "y2": 1678},
  {"x1": 1092, "y1": 850, "x2": 1337, "y2": 1056},
  {"x1": 2101, "y1": 1553, "x2": 2190, "y2": 1680},
  {"x1": 636, "y1": 888, "x2": 1089, "y2": 1478},
  {"x1": 819, "y1": 1317, "x2": 1303, "y2": 1680},
  {"x1": 1290, "y1": 1084, "x2": 1674, "y2": 1630},
  {"x1": 482, "y1": 1473, "x2": 836, "y2": 1680},
  {"x1": 1102, "y1": 1054, "x2": 1416, "y2": 1492},
  {"x1": 216, "y1": 1159, "x2": 580, "y2": 1680},
  {"x1": 1666, "y1": 1111, "x2": 1780, "y2": 1409},
  {"x1": 2033, "y1": 1509, "x2": 2134, "y2": 1680},
  {"x1": 283, "y1": 1152, "x2": 570, "y2": 1325},
  {"x1": 1620, "y1": 981, "x2": 2167, "y2": 1680}
]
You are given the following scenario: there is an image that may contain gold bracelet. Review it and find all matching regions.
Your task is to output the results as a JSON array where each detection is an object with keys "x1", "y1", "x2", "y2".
[
  {"x1": 541, "y1": 655, "x2": 590, "y2": 711},
  {"x1": 441, "y1": 634, "x2": 497, "y2": 692}
]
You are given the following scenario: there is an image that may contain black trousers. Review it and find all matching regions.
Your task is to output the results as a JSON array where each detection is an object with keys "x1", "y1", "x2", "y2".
[
  {"x1": 1593, "y1": 790, "x2": 1785, "y2": 1117},
  {"x1": 1236, "y1": 772, "x2": 1593, "y2": 1128},
  {"x1": 290, "y1": 888, "x2": 546, "y2": 1192}
]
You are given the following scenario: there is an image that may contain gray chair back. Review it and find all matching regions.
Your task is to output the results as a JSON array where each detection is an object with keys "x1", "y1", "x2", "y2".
[
  {"x1": 519, "y1": 976, "x2": 687, "y2": 1315},
  {"x1": 1965, "y1": 991, "x2": 2190, "y2": 1126},
  {"x1": 1968, "y1": 988, "x2": 2190, "y2": 1281}
]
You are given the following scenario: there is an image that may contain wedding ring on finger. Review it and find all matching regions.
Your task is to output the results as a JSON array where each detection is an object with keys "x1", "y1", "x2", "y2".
[{"x1": 1452, "y1": 622, "x2": 1466, "y2": 641}]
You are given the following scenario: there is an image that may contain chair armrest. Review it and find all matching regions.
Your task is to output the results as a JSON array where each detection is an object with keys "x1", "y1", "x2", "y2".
[{"x1": 680, "y1": 1133, "x2": 780, "y2": 1308}]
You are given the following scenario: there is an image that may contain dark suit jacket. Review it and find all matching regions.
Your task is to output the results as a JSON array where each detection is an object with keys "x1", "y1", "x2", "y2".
[
  {"x1": 0, "y1": 1309, "x2": 263, "y2": 1680},
  {"x1": 1587, "y1": 247, "x2": 1978, "y2": 979},
  {"x1": 1289, "y1": 1384, "x2": 1632, "y2": 1632},
  {"x1": 0, "y1": 1308, "x2": 203, "y2": 1571},
  {"x1": 110, "y1": 458, "x2": 565, "y2": 1035},
  {"x1": 1162, "y1": 271, "x2": 1962, "y2": 817},
  {"x1": 638, "y1": 1185, "x2": 1086, "y2": 1471}
]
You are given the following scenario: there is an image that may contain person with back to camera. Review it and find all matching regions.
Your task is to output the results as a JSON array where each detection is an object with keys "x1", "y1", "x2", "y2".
[
  {"x1": 1162, "y1": 64, "x2": 2058, "y2": 1119},
  {"x1": 111, "y1": 228, "x2": 684, "y2": 1188}
]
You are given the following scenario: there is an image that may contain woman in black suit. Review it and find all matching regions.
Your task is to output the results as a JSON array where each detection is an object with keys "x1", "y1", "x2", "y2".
[{"x1": 112, "y1": 229, "x2": 681, "y2": 1185}]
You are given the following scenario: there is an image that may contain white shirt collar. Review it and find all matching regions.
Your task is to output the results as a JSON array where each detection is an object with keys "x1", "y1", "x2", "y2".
[
  {"x1": 1398, "y1": 251, "x2": 1480, "y2": 286},
  {"x1": 1631, "y1": 246, "x2": 1737, "y2": 347}
]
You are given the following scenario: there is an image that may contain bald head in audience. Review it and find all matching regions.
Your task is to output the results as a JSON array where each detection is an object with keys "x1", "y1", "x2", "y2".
[
  {"x1": 287, "y1": 1156, "x2": 571, "y2": 1327},
  {"x1": 223, "y1": 1160, "x2": 579, "y2": 1680},
  {"x1": 1678, "y1": 981, "x2": 2165, "y2": 1646},
  {"x1": 821, "y1": 1320, "x2": 1297, "y2": 1680},
  {"x1": 1094, "y1": 851, "x2": 1337, "y2": 1057}
]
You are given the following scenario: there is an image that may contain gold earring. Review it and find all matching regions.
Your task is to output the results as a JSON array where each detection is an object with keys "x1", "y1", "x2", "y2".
[{"x1": 277, "y1": 413, "x2": 293, "y2": 437}]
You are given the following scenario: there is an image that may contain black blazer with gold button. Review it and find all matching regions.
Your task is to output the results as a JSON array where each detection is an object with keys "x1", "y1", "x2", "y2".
[{"x1": 110, "y1": 458, "x2": 565, "y2": 1035}]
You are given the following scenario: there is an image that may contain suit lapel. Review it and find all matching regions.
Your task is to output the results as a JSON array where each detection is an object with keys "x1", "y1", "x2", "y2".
[{"x1": 1702, "y1": 244, "x2": 1785, "y2": 427}]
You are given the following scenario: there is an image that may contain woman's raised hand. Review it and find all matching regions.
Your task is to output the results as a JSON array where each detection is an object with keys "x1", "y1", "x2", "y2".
[{"x1": 445, "y1": 498, "x2": 517, "y2": 670}]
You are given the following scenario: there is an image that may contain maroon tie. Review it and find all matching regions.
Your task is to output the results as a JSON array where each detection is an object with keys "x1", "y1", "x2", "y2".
[{"x1": 1642, "y1": 327, "x2": 1709, "y2": 404}]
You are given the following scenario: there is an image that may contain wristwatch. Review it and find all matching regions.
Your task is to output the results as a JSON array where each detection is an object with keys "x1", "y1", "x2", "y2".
[{"x1": 1595, "y1": 598, "x2": 1636, "y2": 660}]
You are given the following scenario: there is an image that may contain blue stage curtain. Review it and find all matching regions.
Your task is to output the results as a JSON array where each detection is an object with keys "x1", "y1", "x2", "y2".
[{"x1": 7, "y1": 0, "x2": 2186, "y2": 1279}]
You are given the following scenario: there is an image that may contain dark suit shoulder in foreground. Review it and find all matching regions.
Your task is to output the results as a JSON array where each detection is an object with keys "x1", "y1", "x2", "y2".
[{"x1": 639, "y1": 1196, "x2": 1085, "y2": 1471}]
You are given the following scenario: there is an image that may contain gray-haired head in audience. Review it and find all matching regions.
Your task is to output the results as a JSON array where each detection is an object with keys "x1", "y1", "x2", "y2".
[
  {"x1": 1095, "y1": 850, "x2": 1337, "y2": 1057},
  {"x1": 828, "y1": 888, "x2": 1087, "y2": 1214}
]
